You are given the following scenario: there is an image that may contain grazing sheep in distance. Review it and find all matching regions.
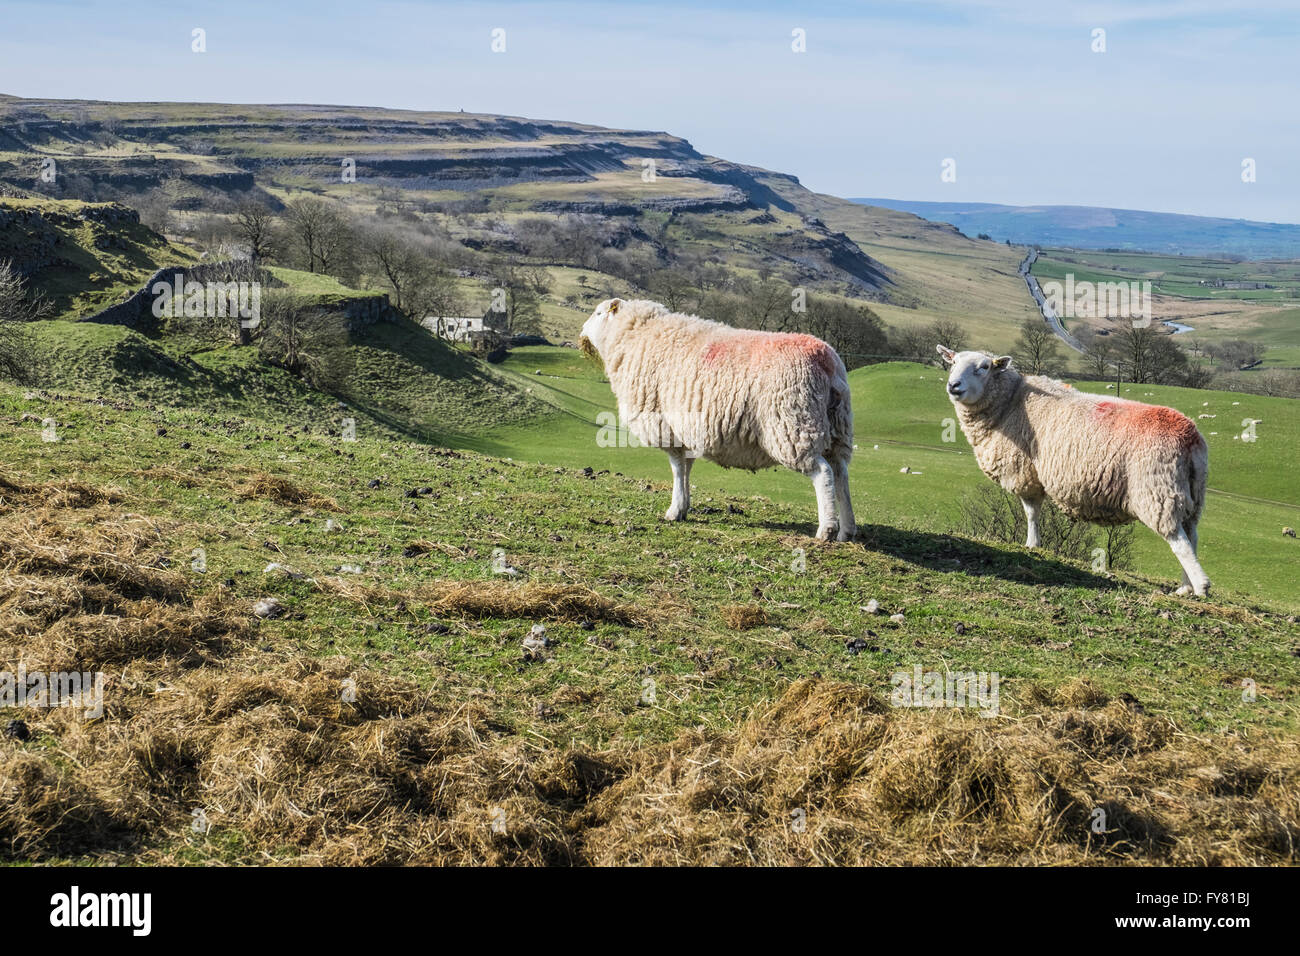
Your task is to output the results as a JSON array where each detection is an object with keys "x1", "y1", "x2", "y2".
[
  {"x1": 937, "y1": 345, "x2": 1210, "y2": 596},
  {"x1": 581, "y1": 298, "x2": 856, "y2": 540}
]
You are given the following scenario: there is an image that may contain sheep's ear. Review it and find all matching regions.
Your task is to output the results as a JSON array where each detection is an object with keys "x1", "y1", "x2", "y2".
[
  {"x1": 607, "y1": 298, "x2": 622, "y2": 314},
  {"x1": 936, "y1": 344, "x2": 956, "y2": 365},
  {"x1": 992, "y1": 355, "x2": 1013, "y2": 371}
]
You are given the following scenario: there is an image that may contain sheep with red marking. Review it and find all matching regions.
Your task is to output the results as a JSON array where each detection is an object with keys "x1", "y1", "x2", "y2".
[
  {"x1": 581, "y1": 298, "x2": 855, "y2": 540},
  {"x1": 937, "y1": 345, "x2": 1210, "y2": 595}
]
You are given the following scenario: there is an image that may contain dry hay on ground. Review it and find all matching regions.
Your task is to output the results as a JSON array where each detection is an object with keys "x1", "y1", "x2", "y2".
[
  {"x1": 0, "y1": 474, "x2": 123, "y2": 513},
  {"x1": 0, "y1": 475, "x2": 1296, "y2": 865},
  {"x1": 6, "y1": 652, "x2": 1298, "y2": 865},
  {"x1": 235, "y1": 472, "x2": 340, "y2": 511},
  {"x1": 721, "y1": 604, "x2": 768, "y2": 630}
]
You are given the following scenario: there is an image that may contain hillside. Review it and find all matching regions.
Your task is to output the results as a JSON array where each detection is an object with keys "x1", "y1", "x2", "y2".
[
  {"x1": 1, "y1": 94, "x2": 1041, "y2": 352},
  {"x1": 12, "y1": 298, "x2": 1300, "y2": 611},
  {"x1": 0, "y1": 196, "x2": 193, "y2": 315},
  {"x1": 25, "y1": 306, "x2": 546, "y2": 442},
  {"x1": 2, "y1": 374, "x2": 1297, "y2": 865}
]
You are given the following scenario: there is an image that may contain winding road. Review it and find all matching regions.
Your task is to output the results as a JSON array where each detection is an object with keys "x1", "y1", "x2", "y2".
[{"x1": 1019, "y1": 248, "x2": 1084, "y2": 353}]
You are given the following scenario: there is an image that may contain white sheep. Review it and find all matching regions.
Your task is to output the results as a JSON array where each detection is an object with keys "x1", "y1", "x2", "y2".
[
  {"x1": 581, "y1": 298, "x2": 855, "y2": 540},
  {"x1": 937, "y1": 345, "x2": 1210, "y2": 596}
]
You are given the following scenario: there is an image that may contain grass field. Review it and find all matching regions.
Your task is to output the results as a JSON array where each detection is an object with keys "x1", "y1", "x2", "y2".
[
  {"x1": 473, "y1": 349, "x2": 1300, "y2": 613},
  {"x1": 2, "y1": 366, "x2": 1297, "y2": 864}
]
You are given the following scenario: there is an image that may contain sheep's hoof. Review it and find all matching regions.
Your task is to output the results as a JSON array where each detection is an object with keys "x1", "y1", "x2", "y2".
[
  {"x1": 664, "y1": 507, "x2": 686, "y2": 522},
  {"x1": 815, "y1": 525, "x2": 838, "y2": 542},
  {"x1": 1175, "y1": 585, "x2": 1192, "y2": 596},
  {"x1": 836, "y1": 527, "x2": 856, "y2": 542}
]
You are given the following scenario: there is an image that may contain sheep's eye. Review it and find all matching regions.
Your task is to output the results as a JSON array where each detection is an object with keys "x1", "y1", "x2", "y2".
[{"x1": 977, "y1": 365, "x2": 988, "y2": 374}]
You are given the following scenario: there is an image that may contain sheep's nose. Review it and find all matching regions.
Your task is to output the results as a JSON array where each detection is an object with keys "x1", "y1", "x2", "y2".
[{"x1": 948, "y1": 382, "x2": 964, "y2": 396}]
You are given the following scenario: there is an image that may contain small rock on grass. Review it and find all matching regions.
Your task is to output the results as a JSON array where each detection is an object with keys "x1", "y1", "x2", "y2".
[
  {"x1": 253, "y1": 597, "x2": 285, "y2": 619},
  {"x1": 522, "y1": 624, "x2": 551, "y2": 660},
  {"x1": 264, "y1": 562, "x2": 303, "y2": 579}
]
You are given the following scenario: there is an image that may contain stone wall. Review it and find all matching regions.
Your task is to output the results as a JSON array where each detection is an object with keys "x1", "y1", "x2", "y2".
[
  {"x1": 339, "y1": 294, "x2": 403, "y2": 332},
  {"x1": 0, "y1": 201, "x2": 144, "y2": 277}
]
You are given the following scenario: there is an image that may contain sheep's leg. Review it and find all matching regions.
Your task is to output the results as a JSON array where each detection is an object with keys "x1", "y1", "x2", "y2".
[
  {"x1": 809, "y1": 456, "x2": 839, "y2": 541},
  {"x1": 1171, "y1": 520, "x2": 1209, "y2": 597},
  {"x1": 680, "y1": 453, "x2": 694, "y2": 514},
  {"x1": 831, "y1": 457, "x2": 856, "y2": 542},
  {"x1": 1021, "y1": 495, "x2": 1044, "y2": 548},
  {"x1": 1166, "y1": 524, "x2": 1210, "y2": 597},
  {"x1": 664, "y1": 448, "x2": 692, "y2": 521},
  {"x1": 1177, "y1": 521, "x2": 1194, "y2": 593}
]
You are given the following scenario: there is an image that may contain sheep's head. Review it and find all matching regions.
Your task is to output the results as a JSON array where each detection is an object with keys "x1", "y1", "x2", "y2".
[
  {"x1": 937, "y1": 345, "x2": 1012, "y2": 406},
  {"x1": 580, "y1": 297, "x2": 623, "y2": 361}
]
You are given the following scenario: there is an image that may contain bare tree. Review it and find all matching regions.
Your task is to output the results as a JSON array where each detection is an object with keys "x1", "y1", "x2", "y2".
[
  {"x1": 132, "y1": 187, "x2": 173, "y2": 235},
  {"x1": 233, "y1": 200, "x2": 277, "y2": 263},
  {"x1": 1115, "y1": 325, "x2": 1190, "y2": 384},
  {"x1": 406, "y1": 265, "x2": 463, "y2": 326},
  {"x1": 749, "y1": 277, "x2": 793, "y2": 331},
  {"x1": 489, "y1": 262, "x2": 545, "y2": 337},
  {"x1": 255, "y1": 291, "x2": 349, "y2": 388},
  {"x1": 361, "y1": 223, "x2": 465, "y2": 323},
  {"x1": 0, "y1": 260, "x2": 49, "y2": 382},
  {"x1": 1215, "y1": 339, "x2": 1266, "y2": 370},
  {"x1": 363, "y1": 225, "x2": 423, "y2": 313},
  {"x1": 647, "y1": 269, "x2": 697, "y2": 313},
  {"x1": 1077, "y1": 329, "x2": 1116, "y2": 378},
  {"x1": 1113, "y1": 324, "x2": 1155, "y2": 382},
  {"x1": 1014, "y1": 318, "x2": 1063, "y2": 375},
  {"x1": 283, "y1": 196, "x2": 350, "y2": 275},
  {"x1": 928, "y1": 318, "x2": 969, "y2": 356}
]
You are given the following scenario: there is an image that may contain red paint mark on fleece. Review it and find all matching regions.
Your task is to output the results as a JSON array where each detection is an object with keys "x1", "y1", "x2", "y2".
[
  {"x1": 701, "y1": 333, "x2": 837, "y2": 376},
  {"x1": 1092, "y1": 399, "x2": 1202, "y2": 450},
  {"x1": 702, "y1": 341, "x2": 729, "y2": 366},
  {"x1": 751, "y1": 334, "x2": 837, "y2": 375}
]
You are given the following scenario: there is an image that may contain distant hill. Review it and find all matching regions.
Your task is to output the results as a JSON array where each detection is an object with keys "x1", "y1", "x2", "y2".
[
  {"x1": 0, "y1": 94, "x2": 1043, "y2": 350},
  {"x1": 852, "y1": 199, "x2": 1300, "y2": 260}
]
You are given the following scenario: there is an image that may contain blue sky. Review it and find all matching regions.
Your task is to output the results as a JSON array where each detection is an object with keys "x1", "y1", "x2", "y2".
[{"x1": 3, "y1": 0, "x2": 1298, "y2": 222}]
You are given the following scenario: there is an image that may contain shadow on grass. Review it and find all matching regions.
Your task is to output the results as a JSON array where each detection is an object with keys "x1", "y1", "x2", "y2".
[{"x1": 761, "y1": 518, "x2": 1117, "y2": 590}]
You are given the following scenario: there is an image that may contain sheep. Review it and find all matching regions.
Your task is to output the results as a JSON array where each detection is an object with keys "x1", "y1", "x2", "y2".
[
  {"x1": 580, "y1": 298, "x2": 855, "y2": 540},
  {"x1": 937, "y1": 345, "x2": 1210, "y2": 596}
]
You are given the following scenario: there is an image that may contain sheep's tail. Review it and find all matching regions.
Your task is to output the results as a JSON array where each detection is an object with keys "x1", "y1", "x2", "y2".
[
  {"x1": 826, "y1": 354, "x2": 854, "y2": 464},
  {"x1": 1185, "y1": 436, "x2": 1208, "y2": 524}
]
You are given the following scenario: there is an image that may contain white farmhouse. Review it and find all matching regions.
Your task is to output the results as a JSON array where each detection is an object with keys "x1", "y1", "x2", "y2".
[{"x1": 422, "y1": 307, "x2": 508, "y2": 343}]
